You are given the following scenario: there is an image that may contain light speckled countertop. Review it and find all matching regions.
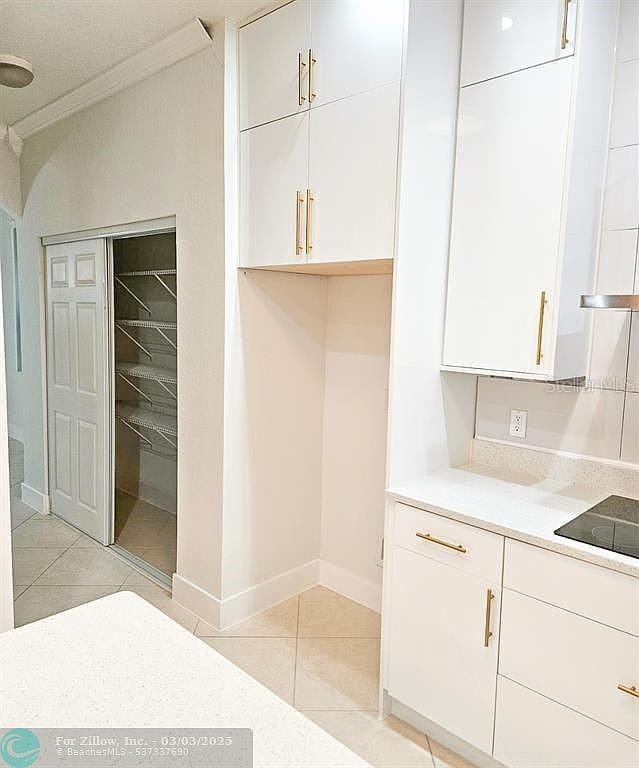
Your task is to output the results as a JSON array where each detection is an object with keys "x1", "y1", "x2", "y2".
[
  {"x1": 389, "y1": 463, "x2": 639, "y2": 579},
  {"x1": 0, "y1": 592, "x2": 369, "y2": 768}
]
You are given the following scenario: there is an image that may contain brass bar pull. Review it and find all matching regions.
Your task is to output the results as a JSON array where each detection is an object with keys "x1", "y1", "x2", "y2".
[
  {"x1": 484, "y1": 589, "x2": 495, "y2": 647},
  {"x1": 308, "y1": 49, "x2": 317, "y2": 102},
  {"x1": 561, "y1": 0, "x2": 570, "y2": 50},
  {"x1": 536, "y1": 290, "x2": 547, "y2": 365},
  {"x1": 295, "y1": 190, "x2": 305, "y2": 255},
  {"x1": 618, "y1": 684, "x2": 639, "y2": 698},
  {"x1": 298, "y1": 52, "x2": 307, "y2": 107},
  {"x1": 415, "y1": 531, "x2": 467, "y2": 554},
  {"x1": 305, "y1": 189, "x2": 314, "y2": 254}
]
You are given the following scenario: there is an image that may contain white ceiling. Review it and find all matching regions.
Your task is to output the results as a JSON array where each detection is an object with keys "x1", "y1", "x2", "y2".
[{"x1": 0, "y1": 0, "x2": 272, "y2": 125}]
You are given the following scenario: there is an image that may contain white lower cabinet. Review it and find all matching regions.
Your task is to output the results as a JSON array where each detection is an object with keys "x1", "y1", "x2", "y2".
[
  {"x1": 387, "y1": 508, "x2": 503, "y2": 754},
  {"x1": 385, "y1": 505, "x2": 639, "y2": 767},
  {"x1": 494, "y1": 676, "x2": 639, "y2": 768}
]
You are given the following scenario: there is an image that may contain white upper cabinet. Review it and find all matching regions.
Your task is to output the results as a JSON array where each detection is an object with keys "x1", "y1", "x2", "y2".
[
  {"x1": 239, "y1": 0, "x2": 403, "y2": 269},
  {"x1": 308, "y1": 83, "x2": 400, "y2": 264},
  {"x1": 239, "y1": 1, "x2": 310, "y2": 131},
  {"x1": 240, "y1": 112, "x2": 309, "y2": 267},
  {"x1": 444, "y1": 61, "x2": 571, "y2": 376},
  {"x1": 309, "y1": 0, "x2": 404, "y2": 107},
  {"x1": 443, "y1": 0, "x2": 618, "y2": 380},
  {"x1": 460, "y1": 0, "x2": 576, "y2": 87}
]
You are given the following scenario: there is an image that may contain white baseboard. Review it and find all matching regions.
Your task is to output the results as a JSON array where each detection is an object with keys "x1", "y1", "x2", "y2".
[
  {"x1": 21, "y1": 483, "x2": 49, "y2": 514},
  {"x1": 390, "y1": 698, "x2": 504, "y2": 768},
  {"x1": 220, "y1": 559, "x2": 319, "y2": 629},
  {"x1": 8, "y1": 423, "x2": 24, "y2": 443},
  {"x1": 172, "y1": 573, "x2": 221, "y2": 628},
  {"x1": 319, "y1": 560, "x2": 382, "y2": 612},
  {"x1": 172, "y1": 559, "x2": 380, "y2": 631}
]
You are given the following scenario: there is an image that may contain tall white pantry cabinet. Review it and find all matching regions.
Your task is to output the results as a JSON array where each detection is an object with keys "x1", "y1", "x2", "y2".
[
  {"x1": 442, "y1": 0, "x2": 618, "y2": 380},
  {"x1": 239, "y1": 0, "x2": 404, "y2": 270}
]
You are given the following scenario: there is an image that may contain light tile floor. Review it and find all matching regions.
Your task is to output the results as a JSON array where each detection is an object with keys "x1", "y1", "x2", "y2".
[
  {"x1": 114, "y1": 490, "x2": 177, "y2": 576},
  {"x1": 9, "y1": 432, "x2": 472, "y2": 768}
]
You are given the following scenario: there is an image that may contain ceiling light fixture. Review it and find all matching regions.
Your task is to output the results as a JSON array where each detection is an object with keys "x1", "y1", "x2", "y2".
[{"x1": 0, "y1": 55, "x2": 34, "y2": 88}]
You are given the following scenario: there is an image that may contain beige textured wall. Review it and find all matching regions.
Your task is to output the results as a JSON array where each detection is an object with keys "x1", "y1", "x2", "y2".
[{"x1": 19, "y1": 43, "x2": 226, "y2": 599}]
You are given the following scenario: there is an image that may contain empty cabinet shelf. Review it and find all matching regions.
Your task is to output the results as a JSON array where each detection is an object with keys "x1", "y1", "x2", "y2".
[
  {"x1": 116, "y1": 363, "x2": 177, "y2": 384},
  {"x1": 117, "y1": 404, "x2": 177, "y2": 436}
]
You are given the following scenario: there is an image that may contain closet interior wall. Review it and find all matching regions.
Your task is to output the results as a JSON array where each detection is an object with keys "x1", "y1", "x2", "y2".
[{"x1": 113, "y1": 232, "x2": 177, "y2": 576}]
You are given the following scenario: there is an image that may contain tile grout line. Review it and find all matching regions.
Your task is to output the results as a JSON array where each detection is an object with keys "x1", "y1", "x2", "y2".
[
  {"x1": 13, "y1": 517, "x2": 83, "y2": 600},
  {"x1": 424, "y1": 733, "x2": 437, "y2": 768}
]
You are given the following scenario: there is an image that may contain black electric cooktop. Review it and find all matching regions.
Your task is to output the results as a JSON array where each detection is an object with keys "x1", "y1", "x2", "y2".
[{"x1": 554, "y1": 495, "x2": 639, "y2": 560}]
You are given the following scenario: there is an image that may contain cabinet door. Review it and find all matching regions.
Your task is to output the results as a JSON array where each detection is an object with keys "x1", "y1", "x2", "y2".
[
  {"x1": 309, "y1": 0, "x2": 403, "y2": 108},
  {"x1": 443, "y1": 59, "x2": 572, "y2": 375},
  {"x1": 239, "y1": 1, "x2": 310, "y2": 131},
  {"x1": 461, "y1": 0, "x2": 576, "y2": 87},
  {"x1": 387, "y1": 546, "x2": 500, "y2": 754},
  {"x1": 240, "y1": 113, "x2": 309, "y2": 267},
  {"x1": 308, "y1": 83, "x2": 399, "y2": 264}
]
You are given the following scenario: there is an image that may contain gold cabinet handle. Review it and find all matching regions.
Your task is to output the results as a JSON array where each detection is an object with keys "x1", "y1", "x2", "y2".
[
  {"x1": 618, "y1": 684, "x2": 639, "y2": 698},
  {"x1": 305, "y1": 189, "x2": 314, "y2": 254},
  {"x1": 298, "y1": 52, "x2": 307, "y2": 107},
  {"x1": 484, "y1": 589, "x2": 495, "y2": 647},
  {"x1": 295, "y1": 190, "x2": 305, "y2": 255},
  {"x1": 415, "y1": 531, "x2": 467, "y2": 554},
  {"x1": 308, "y1": 49, "x2": 317, "y2": 102},
  {"x1": 536, "y1": 290, "x2": 547, "y2": 365},
  {"x1": 560, "y1": 0, "x2": 570, "y2": 50}
]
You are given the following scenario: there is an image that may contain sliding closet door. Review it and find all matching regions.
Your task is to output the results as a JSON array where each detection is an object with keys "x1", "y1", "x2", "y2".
[{"x1": 45, "y1": 239, "x2": 109, "y2": 543}]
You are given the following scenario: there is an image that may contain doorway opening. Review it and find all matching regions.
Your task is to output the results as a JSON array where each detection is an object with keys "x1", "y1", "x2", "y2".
[{"x1": 111, "y1": 231, "x2": 177, "y2": 582}]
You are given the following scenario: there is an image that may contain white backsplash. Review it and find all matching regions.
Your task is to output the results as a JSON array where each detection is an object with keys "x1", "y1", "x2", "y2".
[{"x1": 474, "y1": 0, "x2": 639, "y2": 466}]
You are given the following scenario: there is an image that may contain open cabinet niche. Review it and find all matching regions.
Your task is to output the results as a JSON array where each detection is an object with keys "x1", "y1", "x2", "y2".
[
  {"x1": 113, "y1": 232, "x2": 177, "y2": 579},
  {"x1": 224, "y1": 268, "x2": 392, "y2": 610}
]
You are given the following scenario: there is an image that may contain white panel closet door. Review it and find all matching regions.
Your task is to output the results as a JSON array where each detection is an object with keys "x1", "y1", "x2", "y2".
[{"x1": 46, "y1": 239, "x2": 109, "y2": 543}]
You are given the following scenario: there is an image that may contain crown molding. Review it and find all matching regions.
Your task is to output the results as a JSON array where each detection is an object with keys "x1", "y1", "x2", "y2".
[
  {"x1": 0, "y1": 124, "x2": 23, "y2": 157},
  {"x1": 12, "y1": 18, "x2": 212, "y2": 140}
]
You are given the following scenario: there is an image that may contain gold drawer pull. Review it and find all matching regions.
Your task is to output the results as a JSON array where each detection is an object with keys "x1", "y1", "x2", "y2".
[
  {"x1": 295, "y1": 190, "x2": 305, "y2": 255},
  {"x1": 415, "y1": 531, "x2": 467, "y2": 554},
  {"x1": 305, "y1": 189, "x2": 314, "y2": 254},
  {"x1": 298, "y1": 52, "x2": 307, "y2": 106},
  {"x1": 536, "y1": 290, "x2": 547, "y2": 365},
  {"x1": 308, "y1": 49, "x2": 317, "y2": 102},
  {"x1": 484, "y1": 588, "x2": 494, "y2": 647},
  {"x1": 560, "y1": 0, "x2": 570, "y2": 50},
  {"x1": 618, "y1": 684, "x2": 639, "y2": 698}
]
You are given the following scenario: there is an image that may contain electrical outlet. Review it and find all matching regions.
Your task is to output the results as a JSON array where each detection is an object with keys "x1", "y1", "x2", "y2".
[{"x1": 509, "y1": 409, "x2": 527, "y2": 438}]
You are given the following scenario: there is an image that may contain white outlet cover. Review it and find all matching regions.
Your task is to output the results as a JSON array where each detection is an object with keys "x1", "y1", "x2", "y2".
[{"x1": 509, "y1": 409, "x2": 528, "y2": 438}]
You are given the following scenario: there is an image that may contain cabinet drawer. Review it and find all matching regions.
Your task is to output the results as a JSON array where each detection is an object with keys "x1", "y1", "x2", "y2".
[
  {"x1": 394, "y1": 503, "x2": 503, "y2": 583},
  {"x1": 494, "y1": 676, "x2": 639, "y2": 768},
  {"x1": 505, "y1": 539, "x2": 639, "y2": 636},
  {"x1": 500, "y1": 589, "x2": 639, "y2": 739}
]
